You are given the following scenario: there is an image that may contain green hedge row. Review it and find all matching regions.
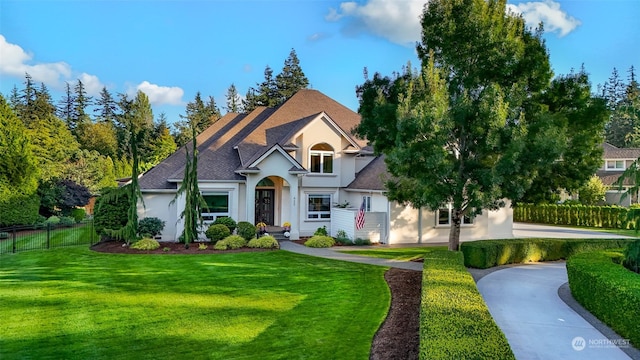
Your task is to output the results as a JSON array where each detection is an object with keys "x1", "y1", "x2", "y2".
[
  {"x1": 514, "y1": 203, "x2": 633, "y2": 229},
  {"x1": 419, "y1": 250, "x2": 515, "y2": 360},
  {"x1": 567, "y1": 251, "x2": 640, "y2": 348},
  {"x1": 0, "y1": 192, "x2": 40, "y2": 227},
  {"x1": 461, "y1": 238, "x2": 635, "y2": 269}
]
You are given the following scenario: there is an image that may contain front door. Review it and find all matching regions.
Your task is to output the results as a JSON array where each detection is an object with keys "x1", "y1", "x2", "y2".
[{"x1": 255, "y1": 189, "x2": 275, "y2": 225}]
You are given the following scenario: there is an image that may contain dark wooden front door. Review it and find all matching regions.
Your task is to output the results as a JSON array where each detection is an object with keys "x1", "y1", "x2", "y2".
[{"x1": 255, "y1": 189, "x2": 275, "y2": 225}]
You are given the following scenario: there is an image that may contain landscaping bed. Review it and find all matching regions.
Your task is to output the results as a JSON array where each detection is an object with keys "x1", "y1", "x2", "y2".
[{"x1": 91, "y1": 240, "x2": 274, "y2": 254}]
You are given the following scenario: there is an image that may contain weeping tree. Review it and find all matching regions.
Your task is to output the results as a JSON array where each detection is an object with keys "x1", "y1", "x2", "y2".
[
  {"x1": 171, "y1": 120, "x2": 207, "y2": 249},
  {"x1": 99, "y1": 91, "x2": 150, "y2": 245}
]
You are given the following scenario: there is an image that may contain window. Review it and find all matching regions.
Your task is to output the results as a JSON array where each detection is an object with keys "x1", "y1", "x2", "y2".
[
  {"x1": 308, "y1": 194, "x2": 331, "y2": 219},
  {"x1": 606, "y1": 160, "x2": 625, "y2": 170},
  {"x1": 362, "y1": 196, "x2": 371, "y2": 212},
  {"x1": 201, "y1": 192, "x2": 229, "y2": 221},
  {"x1": 437, "y1": 204, "x2": 474, "y2": 226},
  {"x1": 310, "y1": 143, "x2": 334, "y2": 174}
]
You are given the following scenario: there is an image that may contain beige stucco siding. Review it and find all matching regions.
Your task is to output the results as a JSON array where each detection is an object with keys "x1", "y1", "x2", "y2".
[{"x1": 139, "y1": 192, "x2": 178, "y2": 241}]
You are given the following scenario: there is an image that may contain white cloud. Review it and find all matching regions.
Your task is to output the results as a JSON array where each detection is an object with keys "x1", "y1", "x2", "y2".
[
  {"x1": 326, "y1": 0, "x2": 425, "y2": 45},
  {"x1": 133, "y1": 81, "x2": 184, "y2": 106},
  {"x1": 507, "y1": 0, "x2": 580, "y2": 37},
  {"x1": 0, "y1": 35, "x2": 106, "y2": 94}
]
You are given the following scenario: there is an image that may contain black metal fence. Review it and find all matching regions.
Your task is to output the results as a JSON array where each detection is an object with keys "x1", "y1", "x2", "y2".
[{"x1": 0, "y1": 220, "x2": 98, "y2": 255}]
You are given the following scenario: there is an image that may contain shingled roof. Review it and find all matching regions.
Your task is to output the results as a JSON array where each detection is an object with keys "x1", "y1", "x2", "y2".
[
  {"x1": 139, "y1": 89, "x2": 367, "y2": 190},
  {"x1": 346, "y1": 155, "x2": 389, "y2": 191},
  {"x1": 603, "y1": 143, "x2": 640, "y2": 159}
]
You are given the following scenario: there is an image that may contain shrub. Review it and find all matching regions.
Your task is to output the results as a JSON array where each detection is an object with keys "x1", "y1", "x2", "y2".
[
  {"x1": 59, "y1": 216, "x2": 75, "y2": 227},
  {"x1": 214, "y1": 240, "x2": 229, "y2": 250},
  {"x1": 237, "y1": 221, "x2": 256, "y2": 241},
  {"x1": 93, "y1": 188, "x2": 129, "y2": 236},
  {"x1": 305, "y1": 235, "x2": 335, "y2": 248},
  {"x1": 335, "y1": 229, "x2": 352, "y2": 245},
  {"x1": 354, "y1": 238, "x2": 371, "y2": 246},
  {"x1": 623, "y1": 239, "x2": 640, "y2": 273},
  {"x1": 221, "y1": 235, "x2": 247, "y2": 250},
  {"x1": 0, "y1": 192, "x2": 40, "y2": 227},
  {"x1": 198, "y1": 243, "x2": 208, "y2": 250},
  {"x1": 205, "y1": 224, "x2": 231, "y2": 243},
  {"x1": 420, "y1": 250, "x2": 515, "y2": 360},
  {"x1": 214, "y1": 217, "x2": 237, "y2": 233},
  {"x1": 45, "y1": 216, "x2": 60, "y2": 224},
  {"x1": 138, "y1": 217, "x2": 166, "y2": 237},
  {"x1": 567, "y1": 251, "x2": 640, "y2": 347},
  {"x1": 314, "y1": 226, "x2": 328, "y2": 236},
  {"x1": 247, "y1": 235, "x2": 279, "y2": 249},
  {"x1": 130, "y1": 238, "x2": 160, "y2": 250},
  {"x1": 70, "y1": 208, "x2": 86, "y2": 223},
  {"x1": 461, "y1": 238, "x2": 636, "y2": 269}
]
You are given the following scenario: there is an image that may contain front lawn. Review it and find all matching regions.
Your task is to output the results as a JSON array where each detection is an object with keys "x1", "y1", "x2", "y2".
[
  {"x1": 0, "y1": 247, "x2": 389, "y2": 359},
  {"x1": 339, "y1": 246, "x2": 447, "y2": 261}
]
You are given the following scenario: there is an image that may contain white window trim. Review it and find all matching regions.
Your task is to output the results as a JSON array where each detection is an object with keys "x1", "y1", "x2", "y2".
[
  {"x1": 436, "y1": 204, "x2": 474, "y2": 227},
  {"x1": 309, "y1": 144, "x2": 335, "y2": 174},
  {"x1": 201, "y1": 191, "x2": 230, "y2": 223},
  {"x1": 605, "y1": 159, "x2": 626, "y2": 171},
  {"x1": 307, "y1": 193, "x2": 332, "y2": 220},
  {"x1": 363, "y1": 195, "x2": 372, "y2": 212}
]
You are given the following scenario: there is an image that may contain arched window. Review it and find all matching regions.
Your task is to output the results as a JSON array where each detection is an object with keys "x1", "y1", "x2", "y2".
[{"x1": 309, "y1": 143, "x2": 334, "y2": 174}]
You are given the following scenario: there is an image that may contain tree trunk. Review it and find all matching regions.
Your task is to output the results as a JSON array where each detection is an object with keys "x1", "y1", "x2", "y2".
[{"x1": 448, "y1": 208, "x2": 462, "y2": 251}]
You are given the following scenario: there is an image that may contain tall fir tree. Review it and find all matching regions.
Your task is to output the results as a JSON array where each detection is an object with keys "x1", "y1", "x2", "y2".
[
  {"x1": 94, "y1": 86, "x2": 118, "y2": 124},
  {"x1": 58, "y1": 82, "x2": 75, "y2": 128},
  {"x1": 243, "y1": 66, "x2": 279, "y2": 112},
  {"x1": 174, "y1": 92, "x2": 220, "y2": 146},
  {"x1": 71, "y1": 79, "x2": 93, "y2": 133},
  {"x1": 225, "y1": 83, "x2": 243, "y2": 113},
  {"x1": 275, "y1": 48, "x2": 309, "y2": 104}
]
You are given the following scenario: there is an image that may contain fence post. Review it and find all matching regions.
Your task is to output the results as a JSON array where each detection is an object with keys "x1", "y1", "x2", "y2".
[
  {"x1": 47, "y1": 222, "x2": 51, "y2": 249},
  {"x1": 12, "y1": 226, "x2": 16, "y2": 253}
]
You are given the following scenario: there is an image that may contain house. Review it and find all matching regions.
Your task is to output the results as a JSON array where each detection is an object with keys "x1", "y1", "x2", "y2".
[
  {"x1": 596, "y1": 143, "x2": 640, "y2": 206},
  {"x1": 138, "y1": 89, "x2": 513, "y2": 244}
]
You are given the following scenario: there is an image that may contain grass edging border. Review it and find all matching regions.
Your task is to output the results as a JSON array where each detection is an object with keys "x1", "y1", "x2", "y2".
[
  {"x1": 566, "y1": 251, "x2": 640, "y2": 349},
  {"x1": 461, "y1": 238, "x2": 635, "y2": 269},
  {"x1": 420, "y1": 250, "x2": 515, "y2": 360}
]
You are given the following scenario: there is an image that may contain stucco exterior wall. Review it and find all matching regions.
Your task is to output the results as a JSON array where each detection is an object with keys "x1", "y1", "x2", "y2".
[{"x1": 139, "y1": 192, "x2": 178, "y2": 241}]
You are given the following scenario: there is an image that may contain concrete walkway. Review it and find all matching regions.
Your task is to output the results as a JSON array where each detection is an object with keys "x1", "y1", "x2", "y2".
[
  {"x1": 477, "y1": 262, "x2": 634, "y2": 360},
  {"x1": 279, "y1": 240, "x2": 424, "y2": 271}
]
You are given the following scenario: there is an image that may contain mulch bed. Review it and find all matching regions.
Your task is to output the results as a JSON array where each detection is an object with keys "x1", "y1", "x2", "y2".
[{"x1": 90, "y1": 241, "x2": 421, "y2": 359}]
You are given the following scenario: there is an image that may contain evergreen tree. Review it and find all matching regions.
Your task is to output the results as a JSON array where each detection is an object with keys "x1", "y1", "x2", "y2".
[
  {"x1": 243, "y1": 66, "x2": 279, "y2": 112},
  {"x1": 94, "y1": 86, "x2": 118, "y2": 124},
  {"x1": 149, "y1": 113, "x2": 177, "y2": 165},
  {"x1": 17, "y1": 73, "x2": 37, "y2": 125},
  {"x1": 70, "y1": 79, "x2": 93, "y2": 135},
  {"x1": 225, "y1": 83, "x2": 243, "y2": 113},
  {"x1": 275, "y1": 48, "x2": 309, "y2": 104},
  {"x1": 58, "y1": 82, "x2": 75, "y2": 127},
  {"x1": 604, "y1": 66, "x2": 640, "y2": 147},
  {"x1": 174, "y1": 92, "x2": 220, "y2": 146},
  {"x1": 8, "y1": 85, "x2": 20, "y2": 111},
  {"x1": 355, "y1": 0, "x2": 562, "y2": 250}
]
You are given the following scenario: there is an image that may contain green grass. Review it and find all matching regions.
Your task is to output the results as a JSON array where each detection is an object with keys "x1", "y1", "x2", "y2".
[
  {"x1": 0, "y1": 247, "x2": 389, "y2": 359},
  {"x1": 0, "y1": 224, "x2": 97, "y2": 254},
  {"x1": 339, "y1": 246, "x2": 447, "y2": 261}
]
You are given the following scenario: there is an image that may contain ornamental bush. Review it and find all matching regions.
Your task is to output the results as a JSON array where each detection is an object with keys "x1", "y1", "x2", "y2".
[
  {"x1": 45, "y1": 216, "x2": 60, "y2": 224},
  {"x1": 461, "y1": 238, "x2": 636, "y2": 269},
  {"x1": 567, "y1": 251, "x2": 640, "y2": 347},
  {"x1": 314, "y1": 226, "x2": 328, "y2": 236},
  {"x1": 59, "y1": 216, "x2": 75, "y2": 227},
  {"x1": 130, "y1": 238, "x2": 160, "y2": 250},
  {"x1": 247, "y1": 235, "x2": 279, "y2": 249},
  {"x1": 205, "y1": 224, "x2": 231, "y2": 243},
  {"x1": 236, "y1": 221, "x2": 256, "y2": 241},
  {"x1": 138, "y1": 217, "x2": 166, "y2": 237},
  {"x1": 93, "y1": 188, "x2": 129, "y2": 236},
  {"x1": 214, "y1": 235, "x2": 247, "y2": 250},
  {"x1": 213, "y1": 217, "x2": 237, "y2": 233},
  {"x1": 305, "y1": 235, "x2": 335, "y2": 248},
  {"x1": 70, "y1": 208, "x2": 86, "y2": 223},
  {"x1": 420, "y1": 250, "x2": 515, "y2": 360}
]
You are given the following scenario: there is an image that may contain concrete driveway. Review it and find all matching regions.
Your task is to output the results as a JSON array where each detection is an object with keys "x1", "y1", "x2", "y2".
[{"x1": 477, "y1": 262, "x2": 635, "y2": 360}]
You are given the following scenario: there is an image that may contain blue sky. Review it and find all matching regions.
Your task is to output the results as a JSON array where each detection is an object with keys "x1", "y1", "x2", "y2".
[{"x1": 1, "y1": 0, "x2": 638, "y2": 125}]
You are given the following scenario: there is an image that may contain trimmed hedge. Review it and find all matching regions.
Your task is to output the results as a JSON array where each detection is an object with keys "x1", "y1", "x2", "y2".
[
  {"x1": 205, "y1": 224, "x2": 231, "y2": 243},
  {"x1": 461, "y1": 238, "x2": 636, "y2": 269},
  {"x1": 213, "y1": 217, "x2": 237, "y2": 233},
  {"x1": 514, "y1": 203, "x2": 632, "y2": 229},
  {"x1": 304, "y1": 235, "x2": 335, "y2": 248},
  {"x1": 420, "y1": 250, "x2": 515, "y2": 360},
  {"x1": 0, "y1": 192, "x2": 40, "y2": 227},
  {"x1": 567, "y1": 251, "x2": 640, "y2": 348},
  {"x1": 236, "y1": 221, "x2": 256, "y2": 241}
]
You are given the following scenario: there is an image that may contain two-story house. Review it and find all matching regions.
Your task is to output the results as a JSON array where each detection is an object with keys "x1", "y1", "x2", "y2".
[
  {"x1": 596, "y1": 143, "x2": 640, "y2": 206},
  {"x1": 137, "y1": 89, "x2": 513, "y2": 243}
]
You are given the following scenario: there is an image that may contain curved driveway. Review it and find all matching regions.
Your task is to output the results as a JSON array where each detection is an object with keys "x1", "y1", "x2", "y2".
[{"x1": 477, "y1": 262, "x2": 632, "y2": 360}]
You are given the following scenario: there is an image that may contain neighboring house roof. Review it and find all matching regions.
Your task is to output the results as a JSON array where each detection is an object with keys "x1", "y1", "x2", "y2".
[
  {"x1": 596, "y1": 170, "x2": 636, "y2": 187},
  {"x1": 602, "y1": 143, "x2": 640, "y2": 159},
  {"x1": 139, "y1": 89, "x2": 367, "y2": 190},
  {"x1": 346, "y1": 155, "x2": 388, "y2": 191}
]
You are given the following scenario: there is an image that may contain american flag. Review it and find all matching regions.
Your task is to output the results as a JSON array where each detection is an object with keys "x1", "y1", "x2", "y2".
[{"x1": 355, "y1": 198, "x2": 366, "y2": 230}]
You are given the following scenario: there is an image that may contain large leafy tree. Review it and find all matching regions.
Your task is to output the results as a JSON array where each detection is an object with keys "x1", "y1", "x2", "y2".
[
  {"x1": 521, "y1": 68, "x2": 608, "y2": 203},
  {"x1": 356, "y1": 0, "x2": 561, "y2": 250}
]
